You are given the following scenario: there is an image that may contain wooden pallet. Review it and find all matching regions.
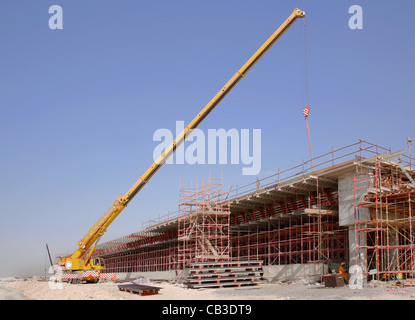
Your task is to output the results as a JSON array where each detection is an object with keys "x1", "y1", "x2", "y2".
[
  {"x1": 117, "y1": 284, "x2": 162, "y2": 296},
  {"x1": 183, "y1": 260, "x2": 263, "y2": 289},
  {"x1": 322, "y1": 274, "x2": 344, "y2": 288}
]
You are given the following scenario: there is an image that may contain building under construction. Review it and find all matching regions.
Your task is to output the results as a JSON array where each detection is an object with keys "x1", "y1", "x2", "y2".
[{"x1": 92, "y1": 140, "x2": 415, "y2": 285}]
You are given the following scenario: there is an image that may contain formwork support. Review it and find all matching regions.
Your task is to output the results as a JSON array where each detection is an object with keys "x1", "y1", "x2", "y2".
[
  {"x1": 354, "y1": 155, "x2": 415, "y2": 280},
  {"x1": 230, "y1": 216, "x2": 347, "y2": 266}
]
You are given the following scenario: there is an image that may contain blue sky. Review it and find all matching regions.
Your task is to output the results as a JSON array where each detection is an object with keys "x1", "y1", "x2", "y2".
[{"x1": 1, "y1": 1, "x2": 414, "y2": 277}]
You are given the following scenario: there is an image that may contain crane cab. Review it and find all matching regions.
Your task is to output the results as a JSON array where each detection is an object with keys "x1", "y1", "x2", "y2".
[{"x1": 90, "y1": 258, "x2": 105, "y2": 269}]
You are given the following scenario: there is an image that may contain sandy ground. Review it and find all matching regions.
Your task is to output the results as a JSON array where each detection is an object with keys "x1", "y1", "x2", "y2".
[{"x1": 2, "y1": 277, "x2": 415, "y2": 300}]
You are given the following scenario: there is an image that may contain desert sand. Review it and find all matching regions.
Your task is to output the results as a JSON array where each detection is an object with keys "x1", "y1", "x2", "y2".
[{"x1": 1, "y1": 277, "x2": 415, "y2": 300}]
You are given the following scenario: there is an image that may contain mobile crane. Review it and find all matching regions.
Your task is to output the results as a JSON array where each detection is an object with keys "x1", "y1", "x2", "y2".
[{"x1": 58, "y1": 8, "x2": 305, "y2": 283}]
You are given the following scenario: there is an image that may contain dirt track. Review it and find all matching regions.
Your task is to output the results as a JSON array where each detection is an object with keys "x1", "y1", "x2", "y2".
[{"x1": 2, "y1": 277, "x2": 415, "y2": 300}]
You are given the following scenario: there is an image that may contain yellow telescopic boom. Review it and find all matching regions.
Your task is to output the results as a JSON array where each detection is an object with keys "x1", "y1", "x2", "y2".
[{"x1": 68, "y1": 8, "x2": 305, "y2": 261}]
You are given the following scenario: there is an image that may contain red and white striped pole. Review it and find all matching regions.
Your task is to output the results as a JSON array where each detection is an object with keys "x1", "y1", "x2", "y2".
[{"x1": 302, "y1": 107, "x2": 314, "y2": 171}]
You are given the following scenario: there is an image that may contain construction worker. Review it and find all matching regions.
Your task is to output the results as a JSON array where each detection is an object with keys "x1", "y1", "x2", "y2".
[{"x1": 339, "y1": 262, "x2": 350, "y2": 283}]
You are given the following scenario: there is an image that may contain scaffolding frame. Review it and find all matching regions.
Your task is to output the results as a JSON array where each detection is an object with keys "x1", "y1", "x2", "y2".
[
  {"x1": 91, "y1": 140, "x2": 406, "y2": 281},
  {"x1": 177, "y1": 174, "x2": 230, "y2": 273},
  {"x1": 354, "y1": 155, "x2": 415, "y2": 280},
  {"x1": 230, "y1": 187, "x2": 348, "y2": 272},
  {"x1": 93, "y1": 230, "x2": 179, "y2": 273}
]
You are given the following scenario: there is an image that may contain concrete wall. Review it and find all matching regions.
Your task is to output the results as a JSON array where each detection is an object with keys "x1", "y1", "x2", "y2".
[
  {"x1": 262, "y1": 263, "x2": 327, "y2": 282},
  {"x1": 338, "y1": 172, "x2": 356, "y2": 227},
  {"x1": 114, "y1": 270, "x2": 177, "y2": 281},
  {"x1": 114, "y1": 264, "x2": 328, "y2": 283},
  {"x1": 338, "y1": 171, "x2": 371, "y2": 227}
]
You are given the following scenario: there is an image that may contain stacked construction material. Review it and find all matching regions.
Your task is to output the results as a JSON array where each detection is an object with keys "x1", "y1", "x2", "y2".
[
  {"x1": 404, "y1": 279, "x2": 415, "y2": 288},
  {"x1": 322, "y1": 274, "x2": 344, "y2": 288},
  {"x1": 118, "y1": 283, "x2": 162, "y2": 296},
  {"x1": 183, "y1": 260, "x2": 263, "y2": 289}
]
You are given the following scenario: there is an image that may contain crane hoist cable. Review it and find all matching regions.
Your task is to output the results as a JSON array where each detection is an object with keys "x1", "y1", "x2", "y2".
[
  {"x1": 303, "y1": 16, "x2": 309, "y2": 109},
  {"x1": 301, "y1": 16, "x2": 313, "y2": 170}
]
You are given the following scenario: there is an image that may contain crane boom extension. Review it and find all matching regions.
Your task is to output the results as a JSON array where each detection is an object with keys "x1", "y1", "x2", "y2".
[{"x1": 62, "y1": 8, "x2": 305, "y2": 270}]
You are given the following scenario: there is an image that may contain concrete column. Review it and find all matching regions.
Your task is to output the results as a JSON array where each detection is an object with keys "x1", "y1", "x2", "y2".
[
  {"x1": 338, "y1": 171, "x2": 370, "y2": 281},
  {"x1": 348, "y1": 226, "x2": 367, "y2": 272}
]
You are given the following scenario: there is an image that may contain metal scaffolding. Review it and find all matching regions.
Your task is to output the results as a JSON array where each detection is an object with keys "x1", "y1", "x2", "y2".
[
  {"x1": 178, "y1": 174, "x2": 231, "y2": 273},
  {"x1": 229, "y1": 181, "x2": 348, "y2": 271},
  {"x1": 91, "y1": 140, "x2": 413, "y2": 282},
  {"x1": 354, "y1": 153, "x2": 415, "y2": 280}
]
